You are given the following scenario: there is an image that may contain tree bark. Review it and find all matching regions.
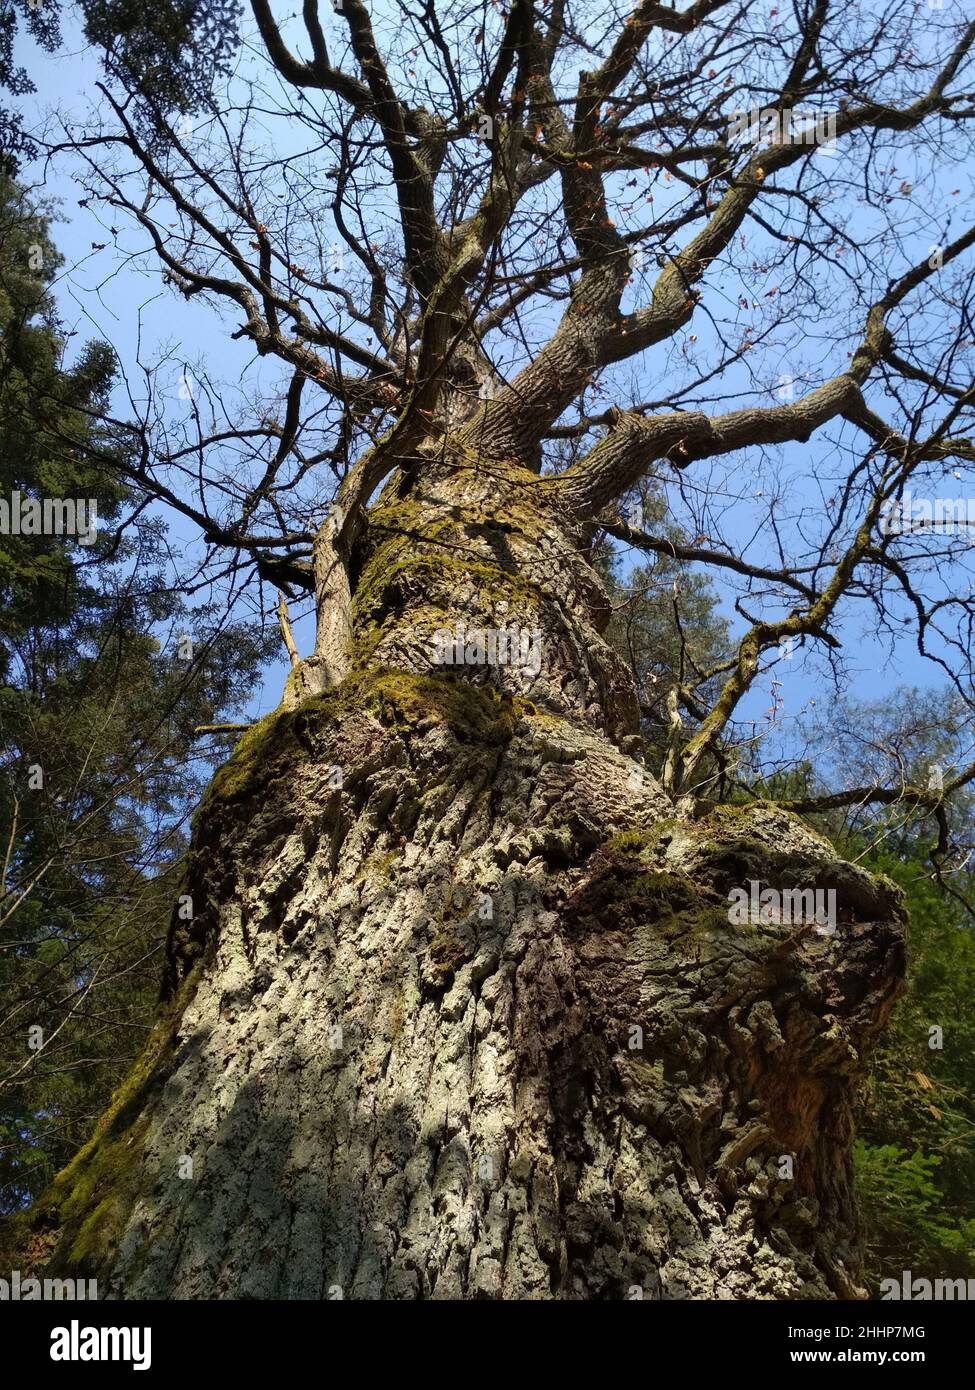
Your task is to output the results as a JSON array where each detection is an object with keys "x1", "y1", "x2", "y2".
[{"x1": 26, "y1": 451, "x2": 906, "y2": 1299}]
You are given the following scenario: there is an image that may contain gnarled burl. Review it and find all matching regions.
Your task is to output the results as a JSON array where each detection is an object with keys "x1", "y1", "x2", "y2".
[{"x1": 25, "y1": 455, "x2": 905, "y2": 1298}]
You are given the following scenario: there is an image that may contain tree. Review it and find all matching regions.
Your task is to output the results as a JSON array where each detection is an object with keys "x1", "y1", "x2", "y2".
[
  {"x1": 11, "y1": 0, "x2": 975, "y2": 1298},
  {"x1": 854, "y1": 843, "x2": 975, "y2": 1289},
  {"x1": 772, "y1": 691, "x2": 975, "y2": 1288},
  {"x1": 0, "y1": 0, "x2": 241, "y2": 169},
  {"x1": 599, "y1": 482, "x2": 732, "y2": 780},
  {"x1": 0, "y1": 171, "x2": 272, "y2": 1218},
  {"x1": 0, "y1": 0, "x2": 60, "y2": 170},
  {"x1": 710, "y1": 711, "x2": 975, "y2": 1291}
]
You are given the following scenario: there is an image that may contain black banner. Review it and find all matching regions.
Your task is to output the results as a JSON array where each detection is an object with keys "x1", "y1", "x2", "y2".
[{"x1": 0, "y1": 1297, "x2": 966, "y2": 1375}]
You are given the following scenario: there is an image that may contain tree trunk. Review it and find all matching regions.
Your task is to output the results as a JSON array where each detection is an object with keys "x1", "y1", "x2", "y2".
[{"x1": 28, "y1": 452, "x2": 906, "y2": 1299}]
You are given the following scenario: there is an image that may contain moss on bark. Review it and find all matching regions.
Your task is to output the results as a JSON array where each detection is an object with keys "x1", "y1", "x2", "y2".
[
  {"x1": 202, "y1": 668, "x2": 525, "y2": 811},
  {"x1": 22, "y1": 965, "x2": 203, "y2": 1280}
]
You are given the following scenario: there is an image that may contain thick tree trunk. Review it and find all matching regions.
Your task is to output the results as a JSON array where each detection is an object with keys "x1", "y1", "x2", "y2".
[{"x1": 27, "y1": 452, "x2": 905, "y2": 1299}]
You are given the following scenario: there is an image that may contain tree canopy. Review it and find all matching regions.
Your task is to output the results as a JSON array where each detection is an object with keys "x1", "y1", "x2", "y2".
[
  {"x1": 19, "y1": 0, "x2": 972, "y2": 831},
  {"x1": 4, "y1": 0, "x2": 975, "y2": 1292}
]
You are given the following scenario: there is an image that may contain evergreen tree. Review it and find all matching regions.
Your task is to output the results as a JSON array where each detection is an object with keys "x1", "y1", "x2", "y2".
[{"x1": 0, "y1": 173, "x2": 272, "y2": 1213}]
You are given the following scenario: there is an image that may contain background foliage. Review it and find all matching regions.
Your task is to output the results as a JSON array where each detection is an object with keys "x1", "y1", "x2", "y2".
[{"x1": 0, "y1": 174, "x2": 272, "y2": 1212}]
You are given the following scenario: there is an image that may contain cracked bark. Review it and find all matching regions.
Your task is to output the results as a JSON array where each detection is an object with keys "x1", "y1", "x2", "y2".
[{"x1": 26, "y1": 452, "x2": 906, "y2": 1299}]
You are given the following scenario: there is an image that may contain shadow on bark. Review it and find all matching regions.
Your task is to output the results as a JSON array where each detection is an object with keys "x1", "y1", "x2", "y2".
[{"x1": 12, "y1": 701, "x2": 906, "y2": 1299}]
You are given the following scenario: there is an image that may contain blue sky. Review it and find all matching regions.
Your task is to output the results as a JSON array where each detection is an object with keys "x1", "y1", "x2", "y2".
[{"x1": 10, "y1": 4, "x2": 975, "y2": 789}]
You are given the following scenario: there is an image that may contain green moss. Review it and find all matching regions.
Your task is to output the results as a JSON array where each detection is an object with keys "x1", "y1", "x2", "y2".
[
  {"x1": 29, "y1": 966, "x2": 202, "y2": 1277},
  {"x1": 353, "y1": 536, "x2": 541, "y2": 634},
  {"x1": 615, "y1": 868, "x2": 727, "y2": 937},
  {"x1": 697, "y1": 833, "x2": 770, "y2": 863},
  {"x1": 704, "y1": 803, "x2": 814, "y2": 839},
  {"x1": 607, "y1": 821, "x2": 680, "y2": 859},
  {"x1": 616, "y1": 867, "x2": 693, "y2": 906},
  {"x1": 427, "y1": 929, "x2": 468, "y2": 986},
  {"x1": 203, "y1": 706, "x2": 298, "y2": 806},
  {"x1": 657, "y1": 901, "x2": 731, "y2": 940},
  {"x1": 200, "y1": 668, "x2": 522, "y2": 812},
  {"x1": 68, "y1": 1196, "x2": 125, "y2": 1268},
  {"x1": 569, "y1": 842, "x2": 727, "y2": 943},
  {"x1": 388, "y1": 987, "x2": 406, "y2": 1041},
  {"x1": 689, "y1": 808, "x2": 832, "y2": 892},
  {"x1": 356, "y1": 847, "x2": 401, "y2": 883},
  {"x1": 708, "y1": 802, "x2": 757, "y2": 820},
  {"x1": 350, "y1": 478, "x2": 549, "y2": 664},
  {"x1": 363, "y1": 669, "x2": 521, "y2": 744},
  {"x1": 607, "y1": 829, "x2": 655, "y2": 857}
]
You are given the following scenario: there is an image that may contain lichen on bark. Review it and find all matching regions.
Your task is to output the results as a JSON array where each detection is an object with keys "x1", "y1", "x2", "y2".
[{"x1": 14, "y1": 452, "x2": 907, "y2": 1300}]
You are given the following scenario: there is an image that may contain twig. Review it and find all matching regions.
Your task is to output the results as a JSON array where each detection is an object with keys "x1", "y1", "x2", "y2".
[
  {"x1": 192, "y1": 724, "x2": 254, "y2": 736},
  {"x1": 276, "y1": 589, "x2": 301, "y2": 669}
]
